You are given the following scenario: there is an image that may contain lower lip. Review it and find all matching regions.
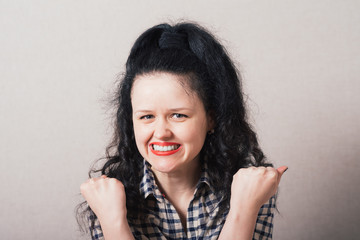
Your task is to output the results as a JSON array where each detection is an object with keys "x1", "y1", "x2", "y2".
[{"x1": 150, "y1": 146, "x2": 182, "y2": 156}]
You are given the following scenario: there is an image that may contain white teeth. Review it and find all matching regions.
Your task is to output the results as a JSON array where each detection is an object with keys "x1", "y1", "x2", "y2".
[{"x1": 152, "y1": 144, "x2": 179, "y2": 151}]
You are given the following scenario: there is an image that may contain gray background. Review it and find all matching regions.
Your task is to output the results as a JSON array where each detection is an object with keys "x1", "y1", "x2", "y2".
[{"x1": 1, "y1": 0, "x2": 359, "y2": 239}]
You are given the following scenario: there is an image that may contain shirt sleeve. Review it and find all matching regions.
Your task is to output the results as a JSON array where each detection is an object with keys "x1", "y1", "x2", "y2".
[
  {"x1": 252, "y1": 196, "x2": 276, "y2": 240},
  {"x1": 88, "y1": 210, "x2": 104, "y2": 240}
]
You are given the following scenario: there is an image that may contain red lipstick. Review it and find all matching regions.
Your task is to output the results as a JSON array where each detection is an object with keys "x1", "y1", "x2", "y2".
[{"x1": 149, "y1": 142, "x2": 181, "y2": 156}]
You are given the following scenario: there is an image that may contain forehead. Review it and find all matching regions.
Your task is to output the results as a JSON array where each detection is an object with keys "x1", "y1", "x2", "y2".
[
  {"x1": 131, "y1": 72, "x2": 197, "y2": 100},
  {"x1": 130, "y1": 72, "x2": 207, "y2": 113}
]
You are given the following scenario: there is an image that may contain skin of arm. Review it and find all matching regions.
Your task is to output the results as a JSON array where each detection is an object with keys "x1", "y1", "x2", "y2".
[
  {"x1": 80, "y1": 176, "x2": 135, "y2": 240},
  {"x1": 218, "y1": 166, "x2": 288, "y2": 240}
]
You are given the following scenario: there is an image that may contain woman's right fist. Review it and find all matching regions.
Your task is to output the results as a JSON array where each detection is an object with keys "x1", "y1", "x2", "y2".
[{"x1": 80, "y1": 176, "x2": 127, "y2": 224}]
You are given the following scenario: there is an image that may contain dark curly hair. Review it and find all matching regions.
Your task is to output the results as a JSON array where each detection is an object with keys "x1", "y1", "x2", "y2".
[{"x1": 77, "y1": 22, "x2": 271, "y2": 233}]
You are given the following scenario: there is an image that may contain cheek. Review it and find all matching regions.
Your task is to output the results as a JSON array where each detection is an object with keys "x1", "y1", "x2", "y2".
[
  {"x1": 133, "y1": 123, "x2": 151, "y2": 151},
  {"x1": 180, "y1": 122, "x2": 207, "y2": 148}
]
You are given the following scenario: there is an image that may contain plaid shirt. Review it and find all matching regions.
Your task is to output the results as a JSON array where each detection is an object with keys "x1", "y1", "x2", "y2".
[{"x1": 90, "y1": 161, "x2": 275, "y2": 239}]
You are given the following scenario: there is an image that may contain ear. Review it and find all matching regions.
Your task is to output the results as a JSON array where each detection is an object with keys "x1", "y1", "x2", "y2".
[{"x1": 206, "y1": 110, "x2": 215, "y2": 131}]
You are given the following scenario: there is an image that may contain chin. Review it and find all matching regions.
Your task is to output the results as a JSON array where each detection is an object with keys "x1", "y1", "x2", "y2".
[{"x1": 148, "y1": 157, "x2": 181, "y2": 173}]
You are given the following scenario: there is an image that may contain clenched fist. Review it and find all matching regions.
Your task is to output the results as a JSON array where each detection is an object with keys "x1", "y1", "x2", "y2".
[
  {"x1": 80, "y1": 176, "x2": 127, "y2": 225},
  {"x1": 229, "y1": 166, "x2": 287, "y2": 214}
]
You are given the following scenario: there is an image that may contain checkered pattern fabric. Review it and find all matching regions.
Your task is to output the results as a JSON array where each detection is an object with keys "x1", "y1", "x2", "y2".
[{"x1": 89, "y1": 161, "x2": 275, "y2": 239}]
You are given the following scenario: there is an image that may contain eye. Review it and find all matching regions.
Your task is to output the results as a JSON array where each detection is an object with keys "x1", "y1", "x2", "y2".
[
  {"x1": 140, "y1": 115, "x2": 154, "y2": 120},
  {"x1": 172, "y1": 113, "x2": 188, "y2": 119}
]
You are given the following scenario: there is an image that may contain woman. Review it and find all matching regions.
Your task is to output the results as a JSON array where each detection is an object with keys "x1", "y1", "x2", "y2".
[{"x1": 79, "y1": 22, "x2": 287, "y2": 240}]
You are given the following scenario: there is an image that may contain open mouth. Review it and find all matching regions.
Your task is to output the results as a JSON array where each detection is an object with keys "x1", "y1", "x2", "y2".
[{"x1": 150, "y1": 142, "x2": 181, "y2": 156}]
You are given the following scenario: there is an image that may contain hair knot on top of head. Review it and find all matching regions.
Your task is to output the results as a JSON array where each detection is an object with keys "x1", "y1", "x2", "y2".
[{"x1": 158, "y1": 31, "x2": 189, "y2": 50}]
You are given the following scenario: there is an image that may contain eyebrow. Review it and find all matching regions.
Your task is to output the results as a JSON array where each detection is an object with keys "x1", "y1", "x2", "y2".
[
  {"x1": 133, "y1": 107, "x2": 193, "y2": 115},
  {"x1": 169, "y1": 107, "x2": 193, "y2": 112}
]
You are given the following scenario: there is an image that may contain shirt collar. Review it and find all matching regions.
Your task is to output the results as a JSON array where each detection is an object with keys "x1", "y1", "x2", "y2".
[
  {"x1": 139, "y1": 159, "x2": 215, "y2": 202},
  {"x1": 197, "y1": 163, "x2": 215, "y2": 193},
  {"x1": 139, "y1": 160, "x2": 163, "y2": 201}
]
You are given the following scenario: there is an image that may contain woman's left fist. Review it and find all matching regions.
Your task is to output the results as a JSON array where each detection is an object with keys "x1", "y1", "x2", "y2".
[{"x1": 229, "y1": 166, "x2": 288, "y2": 213}]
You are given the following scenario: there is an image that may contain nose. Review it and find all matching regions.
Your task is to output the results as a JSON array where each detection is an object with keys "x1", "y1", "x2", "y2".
[{"x1": 153, "y1": 118, "x2": 172, "y2": 139}]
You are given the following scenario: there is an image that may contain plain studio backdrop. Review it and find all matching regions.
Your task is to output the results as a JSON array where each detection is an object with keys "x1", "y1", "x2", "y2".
[{"x1": 1, "y1": 0, "x2": 359, "y2": 239}]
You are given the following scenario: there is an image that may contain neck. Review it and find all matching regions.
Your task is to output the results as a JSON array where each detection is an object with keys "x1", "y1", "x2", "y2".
[{"x1": 152, "y1": 160, "x2": 201, "y2": 200}]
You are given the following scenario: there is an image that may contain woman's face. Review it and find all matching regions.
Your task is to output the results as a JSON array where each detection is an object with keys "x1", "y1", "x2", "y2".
[{"x1": 131, "y1": 71, "x2": 213, "y2": 175}]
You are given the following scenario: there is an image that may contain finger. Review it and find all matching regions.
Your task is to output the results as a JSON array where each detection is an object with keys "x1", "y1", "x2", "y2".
[
  {"x1": 89, "y1": 177, "x2": 102, "y2": 183},
  {"x1": 276, "y1": 166, "x2": 288, "y2": 182}
]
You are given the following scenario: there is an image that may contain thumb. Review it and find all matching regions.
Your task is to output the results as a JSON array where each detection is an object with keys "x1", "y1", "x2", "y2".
[{"x1": 276, "y1": 166, "x2": 288, "y2": 183}]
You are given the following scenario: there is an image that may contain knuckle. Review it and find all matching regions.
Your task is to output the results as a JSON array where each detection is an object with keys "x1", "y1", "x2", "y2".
[
  {"x1": 268, "y1": 170, "x2": 277, "y2": 178},
  {"x1": 108, "y1": 177, "x2": 117, "y2": 183},
  {"x1": 256, "y1": 167, "x2": 266, "y2": 175},
  {"x1": 245, "y1": 167, "x2": 255, "y2": 173},
  {"x1": 80, "y1": 182, "x2": 88, "y2": 193},
  {"x1": 109, "y1": 177, "x2": 124, "y2": 187},
  {"x1": 236, "y1": 168, "x2": 244, "y2": 176}
]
